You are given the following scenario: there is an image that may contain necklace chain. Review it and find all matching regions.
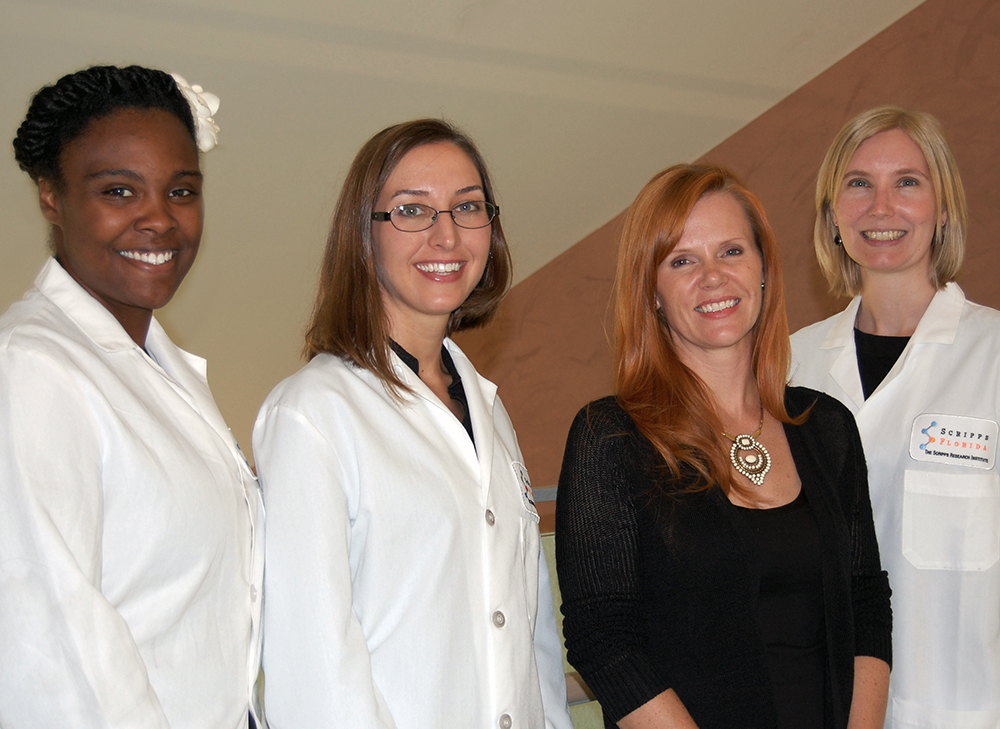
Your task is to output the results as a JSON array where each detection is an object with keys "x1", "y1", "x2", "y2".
[
  {"x1": 721, "y1": 402, "x2": 771, "y2": 486},
  {"x1": 721, "y1": 402, "x2": 764, "y2": 441}
]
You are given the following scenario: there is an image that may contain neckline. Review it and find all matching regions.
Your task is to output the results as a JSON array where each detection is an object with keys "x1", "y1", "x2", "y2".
[{"x1": 732, "y1": 487, "x2": 805, "y2": 513}]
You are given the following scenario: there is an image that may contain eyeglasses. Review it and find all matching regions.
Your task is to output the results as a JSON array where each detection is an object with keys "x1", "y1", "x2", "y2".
[{"x1": 372, "y1": 201, "x2": 499, "y2": 233}]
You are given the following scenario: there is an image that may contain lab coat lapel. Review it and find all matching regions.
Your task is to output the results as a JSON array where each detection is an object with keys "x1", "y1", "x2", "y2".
[
  {"x1": 36, "y1": 258, "x2": 136, "y2": 354},
  {"x1": 906, "y1": 283, "x2": 963, "y2": 346},
  {"x1": 445, "y1": 339, "x2": 497, "y2": 498},
  {"x1": 144, "y1": 318, "x2": 248, "y2": 470},
  {"x1": 389, "y1": 344, "x2": 483, "y2": 479},
  {"x1": 823, "y1": 296, "x2": 866, "y2": 410},
  {"x1": 863, "y1": 284, "x2": 962, "y2": 400}
]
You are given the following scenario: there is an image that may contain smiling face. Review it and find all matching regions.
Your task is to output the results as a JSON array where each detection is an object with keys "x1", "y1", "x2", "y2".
[
  {"x1": 833, "y1": 128, "x2": 943, "y2": 288},
  {"x1": 655, "y1": 192, "x2": 763, "y2": 367},
  {"x1": 372, "y1": 142, "x2": 492, "y2": 341},
  {"x1": 39, "y1": 108, "x2": 203, "y2": 345}
]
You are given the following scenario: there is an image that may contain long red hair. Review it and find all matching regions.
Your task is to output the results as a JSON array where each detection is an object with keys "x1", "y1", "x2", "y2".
[{"x1": 614, "y1": 164, "x2": 800, "y2": 494}]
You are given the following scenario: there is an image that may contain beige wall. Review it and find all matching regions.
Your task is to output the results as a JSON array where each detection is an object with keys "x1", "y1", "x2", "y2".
[
  {"x1": 0, "y1": 0, "x2": 919, "y2": 455},
  {"x1": 458, "y1": 0, "x2": 1000, "y2": 487}
]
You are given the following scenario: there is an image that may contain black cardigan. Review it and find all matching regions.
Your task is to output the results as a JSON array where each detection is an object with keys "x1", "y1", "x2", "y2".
[{"x1": 555, "y1": 387, "x2": 891, "y2": 729}]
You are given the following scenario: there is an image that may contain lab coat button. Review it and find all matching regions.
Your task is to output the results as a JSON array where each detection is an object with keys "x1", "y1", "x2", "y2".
[
  {"x1": 485, "y1": 509, "x2": 495, "y2": 526},
  {"x1": 499, "y1": 714, "x2": 512, "y2": 728},
  {"x1": 250, "y1": 585, "x2": 258, "y2": 602},
  {"x1": 492, "y1": 610, "x2": 505, "y2": 628}
]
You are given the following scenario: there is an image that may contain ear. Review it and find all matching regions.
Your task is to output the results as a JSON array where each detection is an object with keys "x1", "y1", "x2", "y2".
[
  {"x1": 37, "y1": 178, "x2": 62, "y2": 226},
  {"x1": 941, "y1": 206, "x2": 949, "y2": 227}
]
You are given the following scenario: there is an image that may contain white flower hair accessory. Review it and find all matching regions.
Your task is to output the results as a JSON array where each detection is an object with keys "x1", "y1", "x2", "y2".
[{"x1": 170, "y1": 73, "x2": 220, "y2": 152}]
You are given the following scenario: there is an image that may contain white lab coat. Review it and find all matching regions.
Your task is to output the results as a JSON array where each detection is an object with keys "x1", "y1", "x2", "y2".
[
  {"x1": 253, "y1": 339, "x2": 572, "y2": 729},
  {"x1": 0, "y1": 258, "x2": 265, "y2": 729},
  {"x1": 790, "y1": 283, "x2": 1000, "y2": 728}
]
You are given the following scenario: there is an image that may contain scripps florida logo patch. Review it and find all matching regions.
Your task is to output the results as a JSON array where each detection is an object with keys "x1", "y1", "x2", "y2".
[
  {"x1": 511, "y1": 461, "x2": 538, "y2": 516},
  {"x1": 909, "y1": 413, "x2": 998, "y2": 470}
]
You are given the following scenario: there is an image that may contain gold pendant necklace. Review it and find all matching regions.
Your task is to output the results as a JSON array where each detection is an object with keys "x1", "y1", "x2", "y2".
[{"x1": 721, "y1": 402, "x2": 771, "y2": 486}]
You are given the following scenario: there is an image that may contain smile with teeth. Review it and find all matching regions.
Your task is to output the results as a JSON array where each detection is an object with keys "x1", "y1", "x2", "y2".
[
  {"x1": 695, "y1": 298, "x2": 739, "y2": 314},
  {"x1": 416, "y1": 261, "x2": 463, "y2": 275},
  {"x1": 120, "y1": 250, "x2": 176, "y2": 265},
  {"x1": 862, "y1": 230, "x2": 906, "y2": 241}
]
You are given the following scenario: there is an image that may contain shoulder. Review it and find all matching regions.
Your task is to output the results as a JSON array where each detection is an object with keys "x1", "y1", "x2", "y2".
[
  {"x1": 787, "y1": 386, "x2": 855, "y2": 432},
  {"x1": 0, "y1": 286, "x2": 79, "y2": 355},
  {"x1": 567, "y1": 396, "x2": 637, "y2": 441},
  {"x1": 0, "y1": 291, "x2": 101, "y2": 392},
  {"x1": 261, "y1": 354, "x2": 378, "y2": 413},
  {"x1": 790, "y1": 310, "x2": 842, "y2": 348},
  {"x1": 563, "y1": 396, "x2": 656, "y2": 475},
  {"x1": 785, "y1": 387, "x2": 862, "y2": 486},
  {"x1": 960, "y1": 295, "x2": 1000, "y2": 331}
]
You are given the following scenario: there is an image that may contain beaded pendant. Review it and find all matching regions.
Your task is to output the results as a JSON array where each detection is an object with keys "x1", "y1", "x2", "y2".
[
  {"x1": 728, "y1": 433, "x2": 771, "y2": 486},
  {"x1": 722, "y1": 402, "x2": 772, "y2": 486}
]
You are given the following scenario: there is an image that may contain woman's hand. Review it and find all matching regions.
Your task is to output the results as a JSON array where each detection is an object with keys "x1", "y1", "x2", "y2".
[{"x1": 618, "y1": 689, "x2": 700, "y2": 729}]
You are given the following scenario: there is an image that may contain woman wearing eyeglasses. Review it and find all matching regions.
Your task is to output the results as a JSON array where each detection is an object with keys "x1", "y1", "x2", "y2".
[{"x1": 253, "y1": 119, "x2": 573, "y2": 729}]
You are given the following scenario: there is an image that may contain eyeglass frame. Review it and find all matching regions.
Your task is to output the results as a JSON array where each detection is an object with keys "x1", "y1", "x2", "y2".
[{"x1": 371, "y1": 201, "x2": 499, "y2": 233}]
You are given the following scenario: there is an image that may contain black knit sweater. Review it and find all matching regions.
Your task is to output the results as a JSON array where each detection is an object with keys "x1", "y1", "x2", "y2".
[{"x1": 555, "y1": 387, "x2": 891, "y2": 729}]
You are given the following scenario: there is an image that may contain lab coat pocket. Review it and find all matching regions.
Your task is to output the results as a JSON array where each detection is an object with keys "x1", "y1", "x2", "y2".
[
  {"x1": 902, "y1": 469, "x2": 1000, "y2": 571},
  {"x1": 892, "y1": 695, "x2": 1000, "y2": 728}
]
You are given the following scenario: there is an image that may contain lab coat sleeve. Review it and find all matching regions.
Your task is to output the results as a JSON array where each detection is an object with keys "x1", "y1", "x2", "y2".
[
  {"x1": 254, "y1": 401, "x2": 396, "y2": 729},
  {"x1": 0, "y1": 346, "x2": 170, "y2": 729},
  {"x1": 533, "y1": 546, "x2": 574, "y2": 729}
]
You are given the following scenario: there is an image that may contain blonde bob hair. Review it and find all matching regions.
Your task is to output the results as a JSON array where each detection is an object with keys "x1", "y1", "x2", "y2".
[
  {"x1": 815, "y1": 106, "x2": 968, "y2": 297},
  {"x1": 614, "y1": 164, "x2": 801, "y2": 495}
]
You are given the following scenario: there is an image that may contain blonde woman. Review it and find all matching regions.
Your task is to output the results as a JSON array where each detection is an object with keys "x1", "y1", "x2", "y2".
[{"x1": 790, "y1": 106, "x2": 997, "y2": 727}]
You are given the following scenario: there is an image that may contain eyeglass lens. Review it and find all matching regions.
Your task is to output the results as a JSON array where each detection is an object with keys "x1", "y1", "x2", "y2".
[{"x1": 390, "y1": 202, "x2": 496, "y2": 232}]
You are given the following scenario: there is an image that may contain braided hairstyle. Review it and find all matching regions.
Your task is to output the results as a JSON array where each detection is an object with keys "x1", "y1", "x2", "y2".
[{"x1": 12, "y1": 65, "x2": 196, "y2": 186}]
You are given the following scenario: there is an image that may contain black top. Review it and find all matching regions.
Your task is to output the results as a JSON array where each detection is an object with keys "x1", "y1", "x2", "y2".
[
  {"x1": 736, "y1": 490, "x2": 827, "y2": 729},
  {"x1": 390, "y1": 340, "x2": 475, "y2": 446},
  {"x1": 555, "y1": 387, "x2": 892, "y2": 729},
  {"x1": 854, "y1": 328, "x2": 909, "y2": 399}
]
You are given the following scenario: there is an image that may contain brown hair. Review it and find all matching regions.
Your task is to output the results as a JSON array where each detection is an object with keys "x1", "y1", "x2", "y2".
[
  {"x1": 815, "y1": 106, "x2": 968, "y2": 297},
  {"x1": 304, "y1": 119, "x2": 512, "y2": 392},
  {"x1": 614, "y1": 163, "x2": 800, "y2": 494}
]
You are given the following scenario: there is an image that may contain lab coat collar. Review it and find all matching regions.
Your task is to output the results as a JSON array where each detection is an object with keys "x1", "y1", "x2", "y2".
[
  {"x1": 387, "y1": 339, "x2": 498, "y2": 493},
  {"x1": 820, "y1": 283, "x2": 965, "y2": 349},
  {"x1": 819, "y1": 283, "x2": 966, "y2": 410},
  {"x1": 35, "y1": 257, "x2": 140, "y2": 353},
  {"x1": 36, "y1": 258, "x2": 247, "y2": 470},
  {"x1": 818, "y1": 295, "x2": 862, "y2": 351},
  {"x1": 909, "y1": 281, "x2": 964, "y2": 345}
]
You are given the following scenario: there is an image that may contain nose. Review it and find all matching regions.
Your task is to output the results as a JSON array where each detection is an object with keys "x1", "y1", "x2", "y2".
[
  {"x1": 700, "y1": 257, "x2": 727, "y2": 287},
  {"x1": 135, "y1": 194, "x2": 179, "y2": 234},
  {"x1": 870, "y1": 185, "x2": 892, "y2": 217},
  {"x1": 428, "y1": 210, "x2": 459, "y2": 250}
]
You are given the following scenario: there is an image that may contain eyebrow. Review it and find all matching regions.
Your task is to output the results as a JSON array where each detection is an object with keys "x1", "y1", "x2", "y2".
[
  {"x1": 388, "y1": 184, "x2": 483, "y2": 201},
  {"x1": 843, "y1": 167, "x2": 928, "y2": 178},
  {"x1": 85, "y1": 168, "x2": 203, "y2": 182}
]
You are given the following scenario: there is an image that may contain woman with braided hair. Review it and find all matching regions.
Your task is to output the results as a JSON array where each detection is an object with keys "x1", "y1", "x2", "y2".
[{"x1": 0, "y1": 65, "x2": 263, "y2": 729}]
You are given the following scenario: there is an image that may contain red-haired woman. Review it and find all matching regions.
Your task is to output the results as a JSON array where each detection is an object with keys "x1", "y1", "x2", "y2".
[{"x1": 555, "y1": 164, "x2": 891, "y2": 728}]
